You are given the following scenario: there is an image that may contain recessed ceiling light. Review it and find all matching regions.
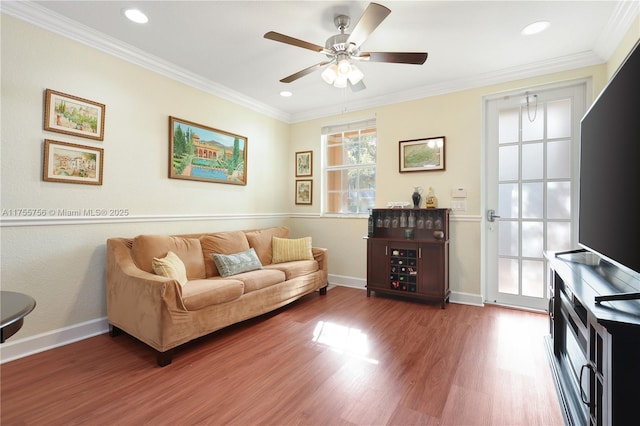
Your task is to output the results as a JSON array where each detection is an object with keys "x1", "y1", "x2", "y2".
[
  {"x1": 521, "y1": 20, "x2": 550, "y2": 36},
  {"x1": 280, "y1": 91, "x2": 293, "y2": 97},
  {"x1": 123, "y1": 8, "x2": 149, "y2": 24}
]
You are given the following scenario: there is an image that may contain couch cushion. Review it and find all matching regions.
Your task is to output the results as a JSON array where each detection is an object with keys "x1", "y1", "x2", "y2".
[
  {"x1": 181, "y1": 278, "x2": 244, "y2": 311},
  {"x1": 151, "y1": 251, "x2": 188, "y2": 287},
  {"x1": 200, "y1": 231, "x2": 250, "y2": 277},
  {"x1": 245, "y1": 226, "x2": 290, "y2": 265},
  {"x1": 233, "y1": 269, "x2": 286, "y2": 293},
  {"x1": 265, "y1": 260, "x2": 319, "y2": 281},
  {"x1": 131, "y1": 235, "x2": 206, "y2": 279},
  {"x1": 271, "y1": 236, "x2": 314, "y2": 264},
  {"x1": 212, "y1": 248, "x2": 263, "y2": 277}
]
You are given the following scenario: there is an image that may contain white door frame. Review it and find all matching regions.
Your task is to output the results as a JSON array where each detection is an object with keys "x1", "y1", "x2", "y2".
[{"x1": 481, "y1": 78, "x2": 591, "y2": 309}]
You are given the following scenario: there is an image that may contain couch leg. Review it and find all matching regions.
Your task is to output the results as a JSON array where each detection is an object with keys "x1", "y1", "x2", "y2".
[
  {"x1": 319, "y1": 285, "x2": 328, "y2": 295},
  {"x1": 109, "y1": 324, "x2": 122, "y2": 337},
  {"x1": 157, "y1": 350, "x2": 174, "y2": 367}
]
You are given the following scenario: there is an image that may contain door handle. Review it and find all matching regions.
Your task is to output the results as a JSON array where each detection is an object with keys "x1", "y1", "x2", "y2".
[{"x1": 487, "y1": 209, "x2": 501, "y2": 222}]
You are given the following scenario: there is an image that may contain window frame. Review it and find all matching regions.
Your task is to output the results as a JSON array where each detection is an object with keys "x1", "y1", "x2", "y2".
[{"x1": 321, "y1": 118, "x2": 377, "y2": 217}]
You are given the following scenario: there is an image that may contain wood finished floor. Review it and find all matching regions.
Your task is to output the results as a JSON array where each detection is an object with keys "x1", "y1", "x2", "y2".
[{"x1": 0, "y1": 286, "x2": 563, "y2": 425}]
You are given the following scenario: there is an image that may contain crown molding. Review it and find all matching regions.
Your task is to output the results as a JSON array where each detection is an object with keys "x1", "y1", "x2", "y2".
[
  {"x1": 1, "y1": 1, "x2": 293, "y2": 123},
  {"x1": 290, "y1": 50, "x2": 604, "y2": 123},
  {"x1": 3, "y1": 0, "x2": 637, "y2": 125},
  {"x1": 593, "y1": 0, "x2": 640, "y2": 60}
]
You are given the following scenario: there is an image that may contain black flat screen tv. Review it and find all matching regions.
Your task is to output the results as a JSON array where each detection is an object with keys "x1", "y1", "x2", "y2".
[{"x1": 579, "y1": 39, "x2": 640, "y2": 277}]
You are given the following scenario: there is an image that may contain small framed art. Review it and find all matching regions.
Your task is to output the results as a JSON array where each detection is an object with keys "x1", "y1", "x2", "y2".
[
  {"x1": 295, "y1": 150, "x2": 312, "y2": 177},
  {"x1": 43, "y1": 139, "x2": 104, "y2": 185},
  {"x1": 295, "y1": 179, "x2": 312, "y2": 205},
  {"x1": 44, "y1": 89, "x2": 105, "y2": 141},
  {"x1": 399, "y1": 136, "x2": 446, "y2": 172}
]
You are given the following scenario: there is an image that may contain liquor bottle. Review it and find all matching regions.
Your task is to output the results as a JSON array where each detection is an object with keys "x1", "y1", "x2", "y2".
[{"x1": 426, "y1": 186, "x2": 438, "y2": 208}]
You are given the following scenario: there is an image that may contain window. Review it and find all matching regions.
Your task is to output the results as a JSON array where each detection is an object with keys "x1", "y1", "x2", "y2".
[{"x1": 322, "y1": 118, "x2": 376, "y2": 215}]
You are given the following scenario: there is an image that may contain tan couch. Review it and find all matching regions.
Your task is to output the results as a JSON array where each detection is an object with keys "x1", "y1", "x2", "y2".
[{"x1": 106, "y1": 226, "x2": 328, "y2": 366}]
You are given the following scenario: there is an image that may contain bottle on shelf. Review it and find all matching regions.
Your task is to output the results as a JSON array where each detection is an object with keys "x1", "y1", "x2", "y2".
[
  {"x1": 411, "y1": 186, "x2": 422, "y2": 208},
  {"x1": 408, "y1": 211, "x2": 416, "y2": 227},
  {"x1": 425, "y1": 186, "x2": 438, "y2": 208}
]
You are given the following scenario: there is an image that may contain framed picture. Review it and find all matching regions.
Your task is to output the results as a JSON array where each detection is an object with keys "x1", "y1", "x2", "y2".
[
  {"x1": 44, "y1": 89, "x2": 105, "y2": 141},
  {"x1": 295, "y1": 179, "x2": 312, "y2": 205},
  {"x1": 169, "y1": 116, "x2": 247, "y2": 185},
  {"x1": 399, "y1": 136, "x2": 446, "y2": 172},
  {"x1": 43, "y1": 139, "x2": 104, "y2": 185},
  {"x1": 295, "y1": 150, "x2": 312, "y2": 177}
]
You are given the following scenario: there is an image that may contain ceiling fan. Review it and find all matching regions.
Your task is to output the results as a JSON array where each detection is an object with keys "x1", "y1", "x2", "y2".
[{"x1": 264, "y1": 2, "x2": 428, "y2": 91}]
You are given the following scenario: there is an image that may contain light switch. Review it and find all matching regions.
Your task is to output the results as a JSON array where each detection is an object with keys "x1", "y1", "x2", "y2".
[{"x1": 451, "y1": 199, "x2": 467, "y2": 211}]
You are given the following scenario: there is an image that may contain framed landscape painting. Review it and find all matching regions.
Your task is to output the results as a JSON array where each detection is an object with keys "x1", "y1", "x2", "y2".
[
  {"x1": 169, "y1": 116, "x2": 247, "y2": 185},
  {"x1": 295, "y1": 179, "x2": 312, "y2": 205},
  {"x1": 44, "y1": 89, "x2": 105, "y2": 141},
  {"x1": 43, "y1": 139, "x2": 104, "y2": 185},
  {"x1": 399, "y1": 136, "x2": 446, "y2": 172}
]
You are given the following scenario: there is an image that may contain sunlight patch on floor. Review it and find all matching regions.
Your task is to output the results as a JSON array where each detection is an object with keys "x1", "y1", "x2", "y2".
[{"x1": 312, "y1": 321, "x2": 379, "y2": 364}]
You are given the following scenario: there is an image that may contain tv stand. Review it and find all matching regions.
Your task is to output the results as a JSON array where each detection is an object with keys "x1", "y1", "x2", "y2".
[{"x1": 545, "y1": 250, "x2": 640, "y2": 426}]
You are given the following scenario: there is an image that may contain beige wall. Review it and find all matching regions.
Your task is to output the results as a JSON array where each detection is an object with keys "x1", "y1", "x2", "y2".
[
  {"x1": 0, "y1": 15, "x2": 291, "y2": 348},
  {"x1": 1, "y1": 11, "x2": 638, "y2": 359},
  {"x1": 289, "y1": 64, "x2": 610, "y2": 297}
]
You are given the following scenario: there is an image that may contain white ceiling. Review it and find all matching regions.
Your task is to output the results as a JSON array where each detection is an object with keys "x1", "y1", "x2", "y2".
[{"x1": 4, "y1": 1, "x2": 639, "y2": 122}]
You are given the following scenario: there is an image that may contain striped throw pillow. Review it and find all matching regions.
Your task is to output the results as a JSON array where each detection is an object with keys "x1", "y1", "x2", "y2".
[{"x1": 271, "y1": 236, "x2": 313, "y2": 264}]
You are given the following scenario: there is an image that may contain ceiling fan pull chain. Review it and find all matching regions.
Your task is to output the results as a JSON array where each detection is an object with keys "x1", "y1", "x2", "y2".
[{"x1": 526, "y1": 92, "x2": 538, "y2": 123}]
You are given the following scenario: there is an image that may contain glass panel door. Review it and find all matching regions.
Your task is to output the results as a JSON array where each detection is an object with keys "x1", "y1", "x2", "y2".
[{"x1": 485, "y1": 83, "x2": 586, "y2": 310}]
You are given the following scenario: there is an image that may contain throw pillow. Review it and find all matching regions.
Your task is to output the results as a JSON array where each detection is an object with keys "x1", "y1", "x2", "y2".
[
  {"x1": 245, "y1": 227, "x2": 290, "y2": 265},
  {"x1": 200, "y1": 231, "x2": 251, "y2": 277},
  {"x1": 271, "y1": 236, "x2": 313, "y2": 264},
  {"x1": 152, "y1": 251, "x2": 188, "y2": 287},
  {"x1": 212, "y1": 248, "x2": 263, "y2": 277}
]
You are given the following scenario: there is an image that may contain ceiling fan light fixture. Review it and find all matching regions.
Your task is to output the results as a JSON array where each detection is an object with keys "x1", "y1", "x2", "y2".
[
  {"x1": 337, "y1": 58, "x2": 352, "y2": 76},
  {"x1": 321, "y1": 63, "x2": 338, "y2": 84},
  {"x1": 333, "y1": 75, "x2": 348, "y2": 89},
  {"x1": 348, "y1": 64, "x2": 364, "y2": 85}
]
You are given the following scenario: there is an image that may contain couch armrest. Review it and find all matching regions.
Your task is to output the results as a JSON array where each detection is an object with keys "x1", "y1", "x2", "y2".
[
  {"x1": 106, "y1": 238, "x2": 186, "y2": 351},
  {"x1": 312, "y1": 247, "x2": 328, "y2": 283}
]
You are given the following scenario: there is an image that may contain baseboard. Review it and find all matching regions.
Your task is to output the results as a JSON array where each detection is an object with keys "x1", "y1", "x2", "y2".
[
  {"x1": 328, "y1": 274, "x2": 366, "y2": 289},
  {"x1": 0, "y1": 317, "x2": 109, "y2": 364},
  {"x1": 449, "y1": 291, "x2": 484, "y2": 306},
  {"x1": 329, "y1": 274, "x2": 484, "y2": 306}
]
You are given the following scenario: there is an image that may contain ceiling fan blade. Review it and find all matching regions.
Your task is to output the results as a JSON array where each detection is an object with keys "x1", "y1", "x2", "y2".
[
  {"x1": 349, "y1": 80, "x2": 366, "y2": 92},
  {"x1": 264, "y1": 31, "x2": 326, "y2": 53},
  {"x1": 360, "y1": 52, "x2": 428, "y2": 65},
  {"x1": 280, "y1": 61, "x2": 331, "y2": 83},
  {"x1": 346, "y1": 3, "x2": 391, "y2": 50}
]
